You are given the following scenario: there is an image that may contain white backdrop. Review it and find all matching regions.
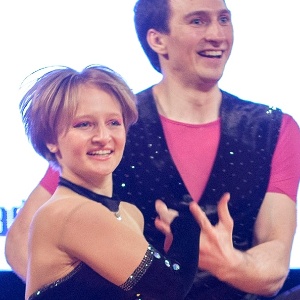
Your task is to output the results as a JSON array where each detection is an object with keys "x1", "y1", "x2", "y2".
[{"x1": 0, "y1": 0, "x2": 299, "y2": 271}]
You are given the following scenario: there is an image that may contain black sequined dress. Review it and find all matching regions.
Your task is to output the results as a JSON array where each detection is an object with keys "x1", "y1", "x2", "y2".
[{"x1": 28, "y1": 177, "x2": 200, "y2": 300}]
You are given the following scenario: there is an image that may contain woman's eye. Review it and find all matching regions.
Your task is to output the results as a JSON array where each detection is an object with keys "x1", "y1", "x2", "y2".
[
  {"x1": 110, "y1": 120, "x2": 122, "y2": 126},
  {"x1": 74, "y1": 121, "x2": 91, "y2": 128}
]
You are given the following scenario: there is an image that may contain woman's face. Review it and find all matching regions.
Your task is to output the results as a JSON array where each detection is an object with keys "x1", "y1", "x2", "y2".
[{"x1": 48, "y1": 84, "x2": 126, "y2": 188}]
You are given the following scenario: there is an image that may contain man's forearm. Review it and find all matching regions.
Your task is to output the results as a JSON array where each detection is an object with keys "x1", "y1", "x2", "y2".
[
  {"x1": 216, "y1": 240, "x2": 291, "y2": 296},
  {"x1": 5, "y1": 225, "x2": 28, "y2": 282},
  {"x1": 5, "y1": 184, "x2": 53, "y2": 281},
  {"x1": 194, "y1": 194, "x2": 296, "y2": 297}
]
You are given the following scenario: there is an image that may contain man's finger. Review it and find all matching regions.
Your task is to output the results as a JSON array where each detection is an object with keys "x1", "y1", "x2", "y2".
[
  {"x1": 189, "y1": 201, "x2": 212, "y2": 230},
  {"x1": 217, "y1": 193, "x2": 233, "y2": 229}
]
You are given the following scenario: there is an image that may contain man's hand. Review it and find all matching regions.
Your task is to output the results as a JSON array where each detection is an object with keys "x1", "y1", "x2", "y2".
[
  {"x1": 189, "y1": 193, "x2": 237, "y2": 276},
  {"x1": 189, "y1": 192, "x2": 295, "y2": 296}
]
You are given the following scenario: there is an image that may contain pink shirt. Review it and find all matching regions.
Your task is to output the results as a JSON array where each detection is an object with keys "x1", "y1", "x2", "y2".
[
  {"x1": 161, "y1": 114, "x2": 300, "y2": 202},
  {"x1": 40, "y1": 165, "x2": 59, "y2": 195}
]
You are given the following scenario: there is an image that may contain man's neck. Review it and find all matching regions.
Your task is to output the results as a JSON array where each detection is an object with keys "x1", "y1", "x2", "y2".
[{"x1": 153, "y1": 80, "x2": 222, "y2": 124}]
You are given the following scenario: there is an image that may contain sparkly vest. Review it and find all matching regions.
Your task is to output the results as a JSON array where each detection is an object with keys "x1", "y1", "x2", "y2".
[{"x1": 113, "y1": 87, "x2": 282, "y2": 299}]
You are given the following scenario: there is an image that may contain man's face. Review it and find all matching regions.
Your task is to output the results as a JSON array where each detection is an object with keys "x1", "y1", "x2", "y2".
[{"x1": 161, "y1": 0, "x2": 234, "y2": 87}]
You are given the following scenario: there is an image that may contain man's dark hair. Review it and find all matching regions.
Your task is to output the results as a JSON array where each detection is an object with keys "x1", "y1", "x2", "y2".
[{"x1": 134, "y1": 0, "x2": 171, "y2": 73}]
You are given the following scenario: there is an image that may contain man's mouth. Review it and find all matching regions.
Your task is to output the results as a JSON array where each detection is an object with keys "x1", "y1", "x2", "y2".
[{"x1": 198, "y1": 50, "x2": 222, "y2": 58}]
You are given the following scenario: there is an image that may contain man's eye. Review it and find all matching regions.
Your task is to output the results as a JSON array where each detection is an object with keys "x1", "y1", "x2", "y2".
[
  {"x1": 219, "y1": 16, "x2": 231, "y2": 25},
  {"x1": 191, "y1": 18, "x2": 204, "y2": 25}
]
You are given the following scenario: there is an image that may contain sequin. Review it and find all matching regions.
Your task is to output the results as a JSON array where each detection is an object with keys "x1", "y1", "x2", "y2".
[{"x1": 119, "y1": 245, "x2": 154, "y2": 291}]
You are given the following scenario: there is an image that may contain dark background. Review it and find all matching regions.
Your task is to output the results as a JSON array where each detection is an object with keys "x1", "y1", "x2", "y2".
[{"x1": 0, "y1": 269, "x2": 299, "y2": 300}]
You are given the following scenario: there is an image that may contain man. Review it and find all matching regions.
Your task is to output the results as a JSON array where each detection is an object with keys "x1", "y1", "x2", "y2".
[{"x1": 5, "y1": 0, "x2": 300, "y2": 299}]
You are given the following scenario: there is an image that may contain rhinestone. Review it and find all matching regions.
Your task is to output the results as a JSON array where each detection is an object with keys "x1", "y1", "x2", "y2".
[{"x1": 165, "y1": 260, "x2": 170, "y2": 267}]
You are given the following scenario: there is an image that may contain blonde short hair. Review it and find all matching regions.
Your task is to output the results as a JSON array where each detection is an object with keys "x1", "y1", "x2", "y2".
[{"x1": 20, "y1": 65, "x2": 138, "y2": 167}]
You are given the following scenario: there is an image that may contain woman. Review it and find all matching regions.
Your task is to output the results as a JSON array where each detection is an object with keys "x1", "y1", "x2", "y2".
[{"x1": 20, "y1": 65, "x2": 200, "y2": 299}]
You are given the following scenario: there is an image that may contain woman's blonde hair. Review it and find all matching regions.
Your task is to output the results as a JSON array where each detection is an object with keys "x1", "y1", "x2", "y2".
[{"x1": 19, "y1": 65, "x2": 138, "y2": 167}]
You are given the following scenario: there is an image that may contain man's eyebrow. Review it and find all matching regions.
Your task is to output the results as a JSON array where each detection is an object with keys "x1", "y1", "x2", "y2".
[
  {"x1": 219, "y1": 9, "x2": 231, "y2": 16},
  {"x1": 184, "y1": 8, "x2": 231, "y2": 19}
]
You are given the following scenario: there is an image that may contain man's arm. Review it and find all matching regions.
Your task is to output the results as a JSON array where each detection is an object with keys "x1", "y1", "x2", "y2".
[
  {"x1": 190, "y1": 192, "x2": 297, "y2": 297},
  {"x1": 5, "y1": 184, "x2": 52, "y2": 281}
]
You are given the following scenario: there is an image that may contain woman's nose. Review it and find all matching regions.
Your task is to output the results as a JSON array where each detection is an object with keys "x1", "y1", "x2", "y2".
[{"x1": 91, "y1": 127, "x2": 111, "y2": 144}]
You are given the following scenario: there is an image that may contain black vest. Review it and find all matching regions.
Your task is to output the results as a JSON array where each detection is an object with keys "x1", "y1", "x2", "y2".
[{"x1": 113, "y1": 87, "x2": 282, "y2": 300}]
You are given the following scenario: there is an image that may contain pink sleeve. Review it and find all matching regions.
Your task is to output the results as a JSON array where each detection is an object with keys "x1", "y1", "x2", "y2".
[
  {"x1": 267, "y1": 114, "x2": 300, "y2": 202},
  {"x1": 39, "y1": 165, "x2": 60, "y2": 195}
]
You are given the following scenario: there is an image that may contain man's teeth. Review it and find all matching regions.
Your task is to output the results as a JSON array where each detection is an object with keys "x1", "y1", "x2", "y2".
[
  {"x1": 89, "y1": 150, "x2": 112, "y2": 156},
  {"x1": 199, "y1": 50, "x2": 222, "y2": 58}
]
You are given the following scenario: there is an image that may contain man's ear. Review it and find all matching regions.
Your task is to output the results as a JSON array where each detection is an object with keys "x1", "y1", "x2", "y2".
[
  {"x1": 46, "y1": 143, "x2": 58, "y2": 153},
  {"x1": 147, "y1": 28, "x2": 168, "y2": 55}
]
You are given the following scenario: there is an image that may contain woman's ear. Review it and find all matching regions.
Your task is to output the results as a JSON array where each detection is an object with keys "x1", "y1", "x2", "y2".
[
  {"x1": 146, "y1": 28, "x2": 168, "y2": 55},
  {"x1": 46, "y1": 143, "x2": 58, "y2": 153}
]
